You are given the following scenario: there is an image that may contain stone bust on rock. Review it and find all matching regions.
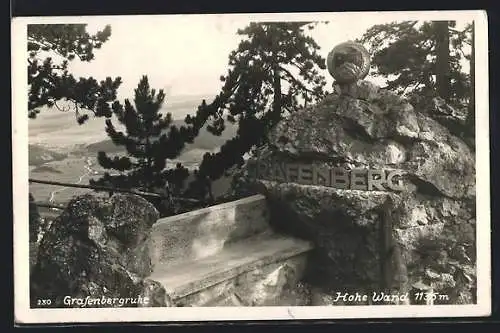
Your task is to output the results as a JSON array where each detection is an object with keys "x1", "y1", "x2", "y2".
[
  {"x1": 327, "y1": 41, "x2": 371, "y2": 97},
  {"x1": 239, "y1": 41, "x2": 476, "y2": 304}
]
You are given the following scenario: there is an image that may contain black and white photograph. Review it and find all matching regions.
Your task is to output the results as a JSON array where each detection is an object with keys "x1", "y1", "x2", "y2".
[{"x1": 12, "y1": 10, "x2": 490, "y2": 323}]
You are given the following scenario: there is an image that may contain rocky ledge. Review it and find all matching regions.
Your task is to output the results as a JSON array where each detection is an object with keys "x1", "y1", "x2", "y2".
[{"x1": 236, "y1": 80, "x2": 476, "y2": 304}]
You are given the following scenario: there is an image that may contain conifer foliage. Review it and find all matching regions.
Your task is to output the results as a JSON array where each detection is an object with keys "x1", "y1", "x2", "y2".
[
  {"x1": 357, "y1": 21, "x2": 473, "y2": 108},
  {"x1": 90, "y1": 76, "x2": 194, "y2": 213},
  {"x1": 28, "y1": 24, "x2": 122, "y2": 123},
  {"x1": 184, "y1": 22, "x2": 329, "y2": 200},
  {"x1": 357, "y1": 20, "x2": 474, "y2": 139}
]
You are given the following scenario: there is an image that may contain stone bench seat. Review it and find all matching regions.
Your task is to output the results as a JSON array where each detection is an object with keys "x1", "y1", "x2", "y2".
[
  {"x1": 148, "y1": 232, "x2": 313, "y2": 306},
  {"x1": 146, "y1": 194, "x2": 314, "y2": 306}
]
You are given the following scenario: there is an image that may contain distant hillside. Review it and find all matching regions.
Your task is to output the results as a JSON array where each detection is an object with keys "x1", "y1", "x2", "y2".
[
  {"x1": 28, "y1": 94, "x2": 216, "y2": 151},
  {"x1": 31, "y1": 165, "x2": 63, "y2": 174},
  {"x1": 29, "y1": 144, "x2": 67, "y2": 166},
  {"x1": 86, "y1": 119, "x2": 238, "y2": 154}
]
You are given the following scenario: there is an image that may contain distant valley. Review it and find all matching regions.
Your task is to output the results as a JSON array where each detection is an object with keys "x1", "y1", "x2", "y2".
[
  {"x1": 85, "y1": 119, "x2": 237, "y2": 155},
  {"x1": 28, "y1": 95, "x2": 238, "y2": 205}
]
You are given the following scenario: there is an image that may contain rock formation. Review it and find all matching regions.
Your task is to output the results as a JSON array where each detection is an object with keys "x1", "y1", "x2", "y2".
[
  {"x1": 236, "y1": 42, "x2": 476, "y2": 304},
  {"x1": 30, "y1": 193, "x2": 173, "y2": 308},
  {"x1": 29, "y1": 193, "x2": 40, "y2": 243}
]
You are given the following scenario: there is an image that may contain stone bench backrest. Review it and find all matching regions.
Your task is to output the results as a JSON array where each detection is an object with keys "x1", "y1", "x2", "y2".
[{"x1": 148, "y1": 194, "x2": 270, "y2": 268}]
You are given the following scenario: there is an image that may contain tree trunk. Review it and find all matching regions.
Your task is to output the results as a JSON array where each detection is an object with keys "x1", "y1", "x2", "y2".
[
  {"x1": 145, "y1": 135, "x2": 154, "y2": 192},
  {"x1": 272, "y1": 63, "x2": 282, "y2": 123},
  {"x1": 435, "y1": 21, "x2": 451, "y2": 101},
  {"x1": 271, "y1": 30, "x2": 282, "y2": 125}
]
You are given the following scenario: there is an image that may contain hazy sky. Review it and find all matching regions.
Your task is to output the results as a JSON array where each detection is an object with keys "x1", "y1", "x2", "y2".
[
  {"x1": 21, "y1": 12, "x2": 478, "y2": 147},
  {"x1": 51, "y1": 12, "x2": 472, "y2": 100},
  {"x1": 69, "y1": 16, "x2": 378, "y2": 99}
]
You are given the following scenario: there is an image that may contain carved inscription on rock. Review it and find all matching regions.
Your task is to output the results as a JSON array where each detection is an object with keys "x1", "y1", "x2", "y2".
[{"x1": 250, "y1": 160, "x2": 406, "y2": 192}]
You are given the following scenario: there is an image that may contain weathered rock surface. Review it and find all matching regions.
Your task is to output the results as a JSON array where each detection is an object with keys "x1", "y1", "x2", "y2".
[
  {"x1": 260, "y1": 181, "x2": 390, "y2": 294},
  {"x1": 264, "y1": 81, "x2": 474, "y2": 199},
  {"x1": 237, "y1": 80, "x2": 476, "y2": 303},
  {"x1": 29, "y1": 193, "x2": 40, "y2": 244},
  {"x1": 423, "y1": 97, "x2": 469, "y2": 138},
  {"x1": 30, "y1": 193, "x2": 172, "y2": 308}
]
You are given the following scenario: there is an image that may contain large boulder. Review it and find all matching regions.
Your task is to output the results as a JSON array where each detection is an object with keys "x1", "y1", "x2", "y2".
[
  {"x1": 30, "y1": 193, "x2": 173, "y2": 308},
  {"x1": 238, "y1": 80, "x2": 476, "y2": 303},
  {"x1": 264, "y1": 82, "x2": 474, "y2": 199}
]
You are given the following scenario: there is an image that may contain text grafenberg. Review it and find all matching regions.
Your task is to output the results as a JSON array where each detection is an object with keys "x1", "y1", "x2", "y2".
[{"x1": 251, "y1": 160, "x2": 405, "y2": 191}]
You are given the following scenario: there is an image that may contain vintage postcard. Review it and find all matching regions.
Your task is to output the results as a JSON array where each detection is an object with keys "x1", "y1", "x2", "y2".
[{"x1": 12, "y1": 10, "x2": 490, "y2": 324}]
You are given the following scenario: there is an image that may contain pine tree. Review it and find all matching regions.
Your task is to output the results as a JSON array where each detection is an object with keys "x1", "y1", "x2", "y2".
[
  {"x1": 183, "y1": 22, "x2": 329, "y2": 201},
  {"x1": 356, "y1": 21, "x2": 473, "y2": 108},
  {"x1": 90, "y1": 76, "x2": 196, "y2": 215},
  {"x1": 28, "y1": 24, "x2": 122, "y2": 123}
]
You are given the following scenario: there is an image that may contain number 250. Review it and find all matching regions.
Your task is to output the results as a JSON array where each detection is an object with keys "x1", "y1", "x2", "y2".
[{"x1": 37, "y1": 299, "x2": 51, "y2": 306}]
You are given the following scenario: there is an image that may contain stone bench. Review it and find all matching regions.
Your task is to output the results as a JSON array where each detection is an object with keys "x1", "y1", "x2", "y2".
[
  {"x1": 148, "y1": 195, "x2": 271, "y2": 267},
  {"x1": 147, "y1": 194, "x2": 314, "y2": 306}
]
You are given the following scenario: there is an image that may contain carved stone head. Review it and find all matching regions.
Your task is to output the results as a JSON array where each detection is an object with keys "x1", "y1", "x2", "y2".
[{"x1": 326, "y1": 41, "x2": 371, "y2": 85}]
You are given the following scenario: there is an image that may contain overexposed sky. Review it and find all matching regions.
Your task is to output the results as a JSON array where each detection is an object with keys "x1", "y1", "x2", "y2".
[
  {"x1": 53, "y1": 13, "x2": 472, "y2": 100},
  {"x1": 70, "y1": 16, "x2": 375, "y2": 98}
]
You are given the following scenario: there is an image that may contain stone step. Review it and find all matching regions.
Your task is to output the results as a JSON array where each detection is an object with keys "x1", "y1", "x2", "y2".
[
  {"x1": 148, "y1": 194, "x2": 270, "y2": 268},
  {"x1": 147, "y1": 231, "x2": 313, "y2": 306}
]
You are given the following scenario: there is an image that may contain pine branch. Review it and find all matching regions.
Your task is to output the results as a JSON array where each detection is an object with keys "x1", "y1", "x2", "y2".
[{"x1": 279, "y1": 65, "x2": 317, "y2": 95}]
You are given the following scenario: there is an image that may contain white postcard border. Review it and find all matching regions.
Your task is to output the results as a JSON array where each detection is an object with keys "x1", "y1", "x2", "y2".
[{"x1": 12, "y1": 10, "x2": 491, "y2": 323}]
